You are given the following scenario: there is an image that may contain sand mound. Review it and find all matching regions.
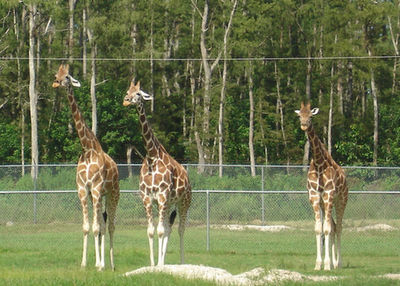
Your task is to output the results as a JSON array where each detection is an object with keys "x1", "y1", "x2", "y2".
[
  {"x1": 350, "y1": 224, "x2": 396, "y2": 232},
  {"x1": 212, "y1": 224, "x2": 292, "y2": 232},
  {"x1": 125, "y1": 265, "x2": 338, "y2": 285},
  {"x1": 381, "y1": 274, "x2": 400, "y2": 280}
]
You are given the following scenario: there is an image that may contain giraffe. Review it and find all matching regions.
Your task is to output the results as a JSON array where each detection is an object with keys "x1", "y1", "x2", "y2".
[
  {"x1": 295, "y1": 102, "x2": 348, "y2": 271},
  {"x1": 123, "y1": 80, "x2": 192, "y2": 266},
  {"x1": 52, "y1": 64, "x2": 120, "y2": 271}
]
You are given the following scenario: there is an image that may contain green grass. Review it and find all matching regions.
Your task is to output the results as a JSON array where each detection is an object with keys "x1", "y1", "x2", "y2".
[{"x1": 0, "y1": 223, "x2": 399, "y2": 285}]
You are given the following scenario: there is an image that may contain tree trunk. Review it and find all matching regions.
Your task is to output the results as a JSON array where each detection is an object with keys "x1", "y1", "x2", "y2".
[
  {"x1": 248, "y1": 64, "x2": 256, "y2": 177},
  {"x1": 367, "y1": 47, "x2": 378, "y2": 166},
  {"x1": 258, "y1": 100, "x2": 268, "y2": 165},
  {"x1": 150, "y1": 0, "x2": 155, "y2": 112},
  {"x1": 82, "y1": 7, "x2": 87, "y2": 79},
  {"x1": 388, "y1": 14, "x2": 399, "y2": 95},
  {"x1": 87, "y1": 27, "x2": 97, "y2": 135},
  {"x1": 274, "y1": 62, "x2": 289, "y2": 168},
  {"x1": 302, "y1": 58, "x2": 312, "y2": 167},
  {"x1": 328, "y1": 63, "x2": 335, "y2": 155},
  {"x1": 14, "y1": 8, "x2": 25, "y2": 176},
  {"x1": 29, "y1": 3, "x2": 38, "y2": 180},
  {"x1": 198, "y1": 0, "x2": 221, "y2": 168},
  {"x1": 218, "y1": 0, "x2": 237, "y2": 177},
  {"x1": 90, "y1": 44, "x2": 97, "y2": 135},
  {"x1": 68, "y1": 0, "x2": 77, "y2": 63},
  {"x1": 337, "y1": 61, "x2": 344, "y2": 115}
]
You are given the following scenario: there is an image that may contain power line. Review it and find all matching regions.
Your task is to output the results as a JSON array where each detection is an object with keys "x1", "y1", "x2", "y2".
[{"x1": 1, "y1": 55, "x2": 400, "y2": 62}]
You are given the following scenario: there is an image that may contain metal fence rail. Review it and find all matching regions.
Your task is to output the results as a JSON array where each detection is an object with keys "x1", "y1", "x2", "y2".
[{"x1": 1, "y1": 164, "x2": 400, "y2": 253}]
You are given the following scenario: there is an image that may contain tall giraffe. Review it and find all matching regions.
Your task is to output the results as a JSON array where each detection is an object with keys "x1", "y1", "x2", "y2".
[
  {"x1": 123, "y1": 80, "x2": 192, "y2": 266},
  {"x1": 52, "y1": 64, "x2": 120, "y2": 271},
  {"x1": 295, "y1": 102, "x2": 348, "y2": 270}
]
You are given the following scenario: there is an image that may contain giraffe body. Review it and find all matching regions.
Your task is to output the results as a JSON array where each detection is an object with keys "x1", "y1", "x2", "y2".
[
  {"x1": 53, "y1": 64, "x2": 120, "y2": 271},
  {"x1": 296, "y1": 102, "x2": 348, "y2": 271},
  {"x1": 124, "y1": 80, "x2": 191, "y2": 266}
]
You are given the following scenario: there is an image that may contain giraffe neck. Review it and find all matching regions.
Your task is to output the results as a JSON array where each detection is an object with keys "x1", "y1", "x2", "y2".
[
  {"x1": 307, "y1": 123, "x2": 328, "y2": 167},
  {"x1": 66, "y1": 86, "x2": 102, "y2": 152},
  {"x1": 137, "y1": 101, "x2": 161, "y2": 159}
]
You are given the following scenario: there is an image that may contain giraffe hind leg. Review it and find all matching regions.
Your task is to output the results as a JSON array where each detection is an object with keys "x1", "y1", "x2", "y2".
[{"x1": 178, "y1": 193, "x2": 191, "y2": 264}]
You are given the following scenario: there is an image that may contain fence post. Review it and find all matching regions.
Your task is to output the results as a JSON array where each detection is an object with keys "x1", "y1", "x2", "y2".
[
  {"x1": 206, "y1": 190, "x2": 210, "y2": 251},
  {"x1": 261, "y1": 166, "x2": 265, "y2": 226}
]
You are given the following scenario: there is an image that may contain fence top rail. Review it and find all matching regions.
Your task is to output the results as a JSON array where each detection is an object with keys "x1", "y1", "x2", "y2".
[
  {"x1": 2, "y1": 163, "x2": 400, "y2": 170},
  {"x1": 1, "y1": 190, "x2": 399, "y2": 195}
]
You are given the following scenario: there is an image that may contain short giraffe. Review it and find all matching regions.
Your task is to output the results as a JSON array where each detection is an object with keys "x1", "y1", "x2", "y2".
[
  {"x1": 52, "y1": 64, "x2": 120, "y2": 271},
  {"x1": 295, "y1": 102, "x2": 348, "y2": 271},
  {"x1": 123, "y1": 80, "x2": 192, "y2": 266}
]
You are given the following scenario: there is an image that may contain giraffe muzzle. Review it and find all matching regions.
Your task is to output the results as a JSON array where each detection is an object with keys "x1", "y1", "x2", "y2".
[{"x1": 123, "y1": 100, "x2": 131, "y2": 106}]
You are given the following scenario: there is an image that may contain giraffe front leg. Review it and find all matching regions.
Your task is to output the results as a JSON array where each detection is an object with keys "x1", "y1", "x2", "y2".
[
  {"x1": 310, "y1": 193, "x2": 323, "y2": 270},
  {"x1": 142, "y1": 192, "x2": 155, "y2": 267},
  {"x1": 78, "y1": 187, "x2": 90, "y2": 269},
  {"x1": 157, "y1": 205, "x2": 169, "y2": 266},
  {"x1": 323, "y1": 192, "x2": 334, "y2": 271}
]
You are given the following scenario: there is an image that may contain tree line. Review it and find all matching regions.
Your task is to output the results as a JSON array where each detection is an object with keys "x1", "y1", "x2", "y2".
[{"x1": 0, "y1": 0, "x2": 400, "y2": 178}]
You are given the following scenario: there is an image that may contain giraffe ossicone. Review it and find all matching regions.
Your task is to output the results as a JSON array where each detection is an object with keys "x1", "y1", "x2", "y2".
[
  {"x1": 295, "y1": 102, "x2": 348, "y2": 271},
  {"x1": 123, "y1": 79, "x2": 192, "y2": 267},
  {"x1": 52, "y1": 64, "x2": 120, "y2": 271}
]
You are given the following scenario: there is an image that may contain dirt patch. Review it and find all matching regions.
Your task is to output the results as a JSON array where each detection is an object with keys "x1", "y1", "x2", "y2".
[
  {"x1": 212, "y1": 224, "x2": 292, "y2": 232},
  {"x1": 124, "y1": 265, "x2": 338, "y2": 285},
  {"x1": 349, "y1": 224, "x2": 397, "y2": 232},
  {"x1": 381, "y1": 274, "x2": 400, "y2": 280}
]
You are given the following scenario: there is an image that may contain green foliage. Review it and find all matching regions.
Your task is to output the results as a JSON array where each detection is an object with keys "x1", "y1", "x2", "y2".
[
  {"x1": 0, "y1": 123, "x2": 21, "y2": 163},
  {"x1": 1, "y1": 0, "x2": 400, "y2": 167}
]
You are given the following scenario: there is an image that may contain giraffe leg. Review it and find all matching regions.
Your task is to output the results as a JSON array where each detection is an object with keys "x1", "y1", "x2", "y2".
[
  {"x1": 107, "y1": 191, "x2": 119, "y2": 271},
  {"x1": 323, "y1": 192, "x2": 334, "y2": 271},
  {"x1": 143, "y1": 194, "x2": 155, "y2": 266},
  {"x1": 79, "y1": 187, "x2": 90, "y2": 269},
  {"x1": 334, "y1": 197, "x2": 346, "y2": 269},
  {"x1": 91, "y1": 190, "x2": 103, "y2": 271},
  {"x1": 178, "y1": 192, "x2": 191, "y2": 264},
  {"x1": 99, "y1": 201, "x2": 106, "y2": 271},
  {"x1": 157, "y1": 207, "x2": 168, "y2": 266},
  {"x1": 310, "y1": 193, "x2": 323, "y2": 270},
  {"x1": 330, "y1": 216, "x2": 337, "y2": 269}
]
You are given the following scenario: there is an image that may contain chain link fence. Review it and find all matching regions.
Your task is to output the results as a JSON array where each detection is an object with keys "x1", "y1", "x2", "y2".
[{"x1": 0, "y1": 164, "x2": 400, "y2": 255}]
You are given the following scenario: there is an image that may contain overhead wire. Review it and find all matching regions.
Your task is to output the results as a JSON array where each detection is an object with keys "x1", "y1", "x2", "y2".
[{"x1": 1, "y1": 55, "x2": 399, "y2": 62}]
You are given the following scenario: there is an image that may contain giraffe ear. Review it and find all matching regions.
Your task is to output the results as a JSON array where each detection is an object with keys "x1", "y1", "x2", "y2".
[
  {"x1": 311, "y1": 108, "x2": 319, "y2": 115},
  {"x1": 295, "y1": 110, "x2": 300, "y2": 115},
  {"x1": 140, "y1": 90, "x2": 153, "y2": 101},
  {"x1": 68, "y1": 75, "x2": 81, "y2": 87}
]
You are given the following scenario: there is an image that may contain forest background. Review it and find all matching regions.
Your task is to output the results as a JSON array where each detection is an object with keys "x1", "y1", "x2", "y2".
[{"x1": 1, "y1": 0, "x2": 400, "y2": 177}]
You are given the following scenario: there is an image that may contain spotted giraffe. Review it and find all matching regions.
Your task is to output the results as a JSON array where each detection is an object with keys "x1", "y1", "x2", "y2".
[
  {"x1": 52, "y1": 64, "x2": 120, "y2": 271},
  {"x1": 123, "y1": 80, "x2": 192, "y2": 266},
  {"x1": 295, "y1": 102, "x2": 348, "y2": 270}
]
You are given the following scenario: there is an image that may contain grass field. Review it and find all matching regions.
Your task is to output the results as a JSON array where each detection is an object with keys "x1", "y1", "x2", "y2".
[{"x1": 0, "y1": 223, "x2": 400, "y2": 285}]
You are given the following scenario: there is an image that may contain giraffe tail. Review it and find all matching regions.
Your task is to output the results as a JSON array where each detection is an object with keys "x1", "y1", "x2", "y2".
[
  {"x1": 169, "y1": 210, "x2": 177, "y2": 227},
  {"x1": 99, "y1": 211, "x2": 108, "y2": 239},
  {"x1": 103, "y1": 211, "x2": 108, "y2": 224}
]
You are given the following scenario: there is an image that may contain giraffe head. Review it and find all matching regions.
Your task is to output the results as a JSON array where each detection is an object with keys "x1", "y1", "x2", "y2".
[
  {"x1": 123, "y1": 80, "x2": 153, "y2": 107},
  {"x1": 52, "y1": 64, "x2": 81, "y2": 88},
  {"x1": 295, "y1": 102, "x2": 319, "y2": 131}
]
